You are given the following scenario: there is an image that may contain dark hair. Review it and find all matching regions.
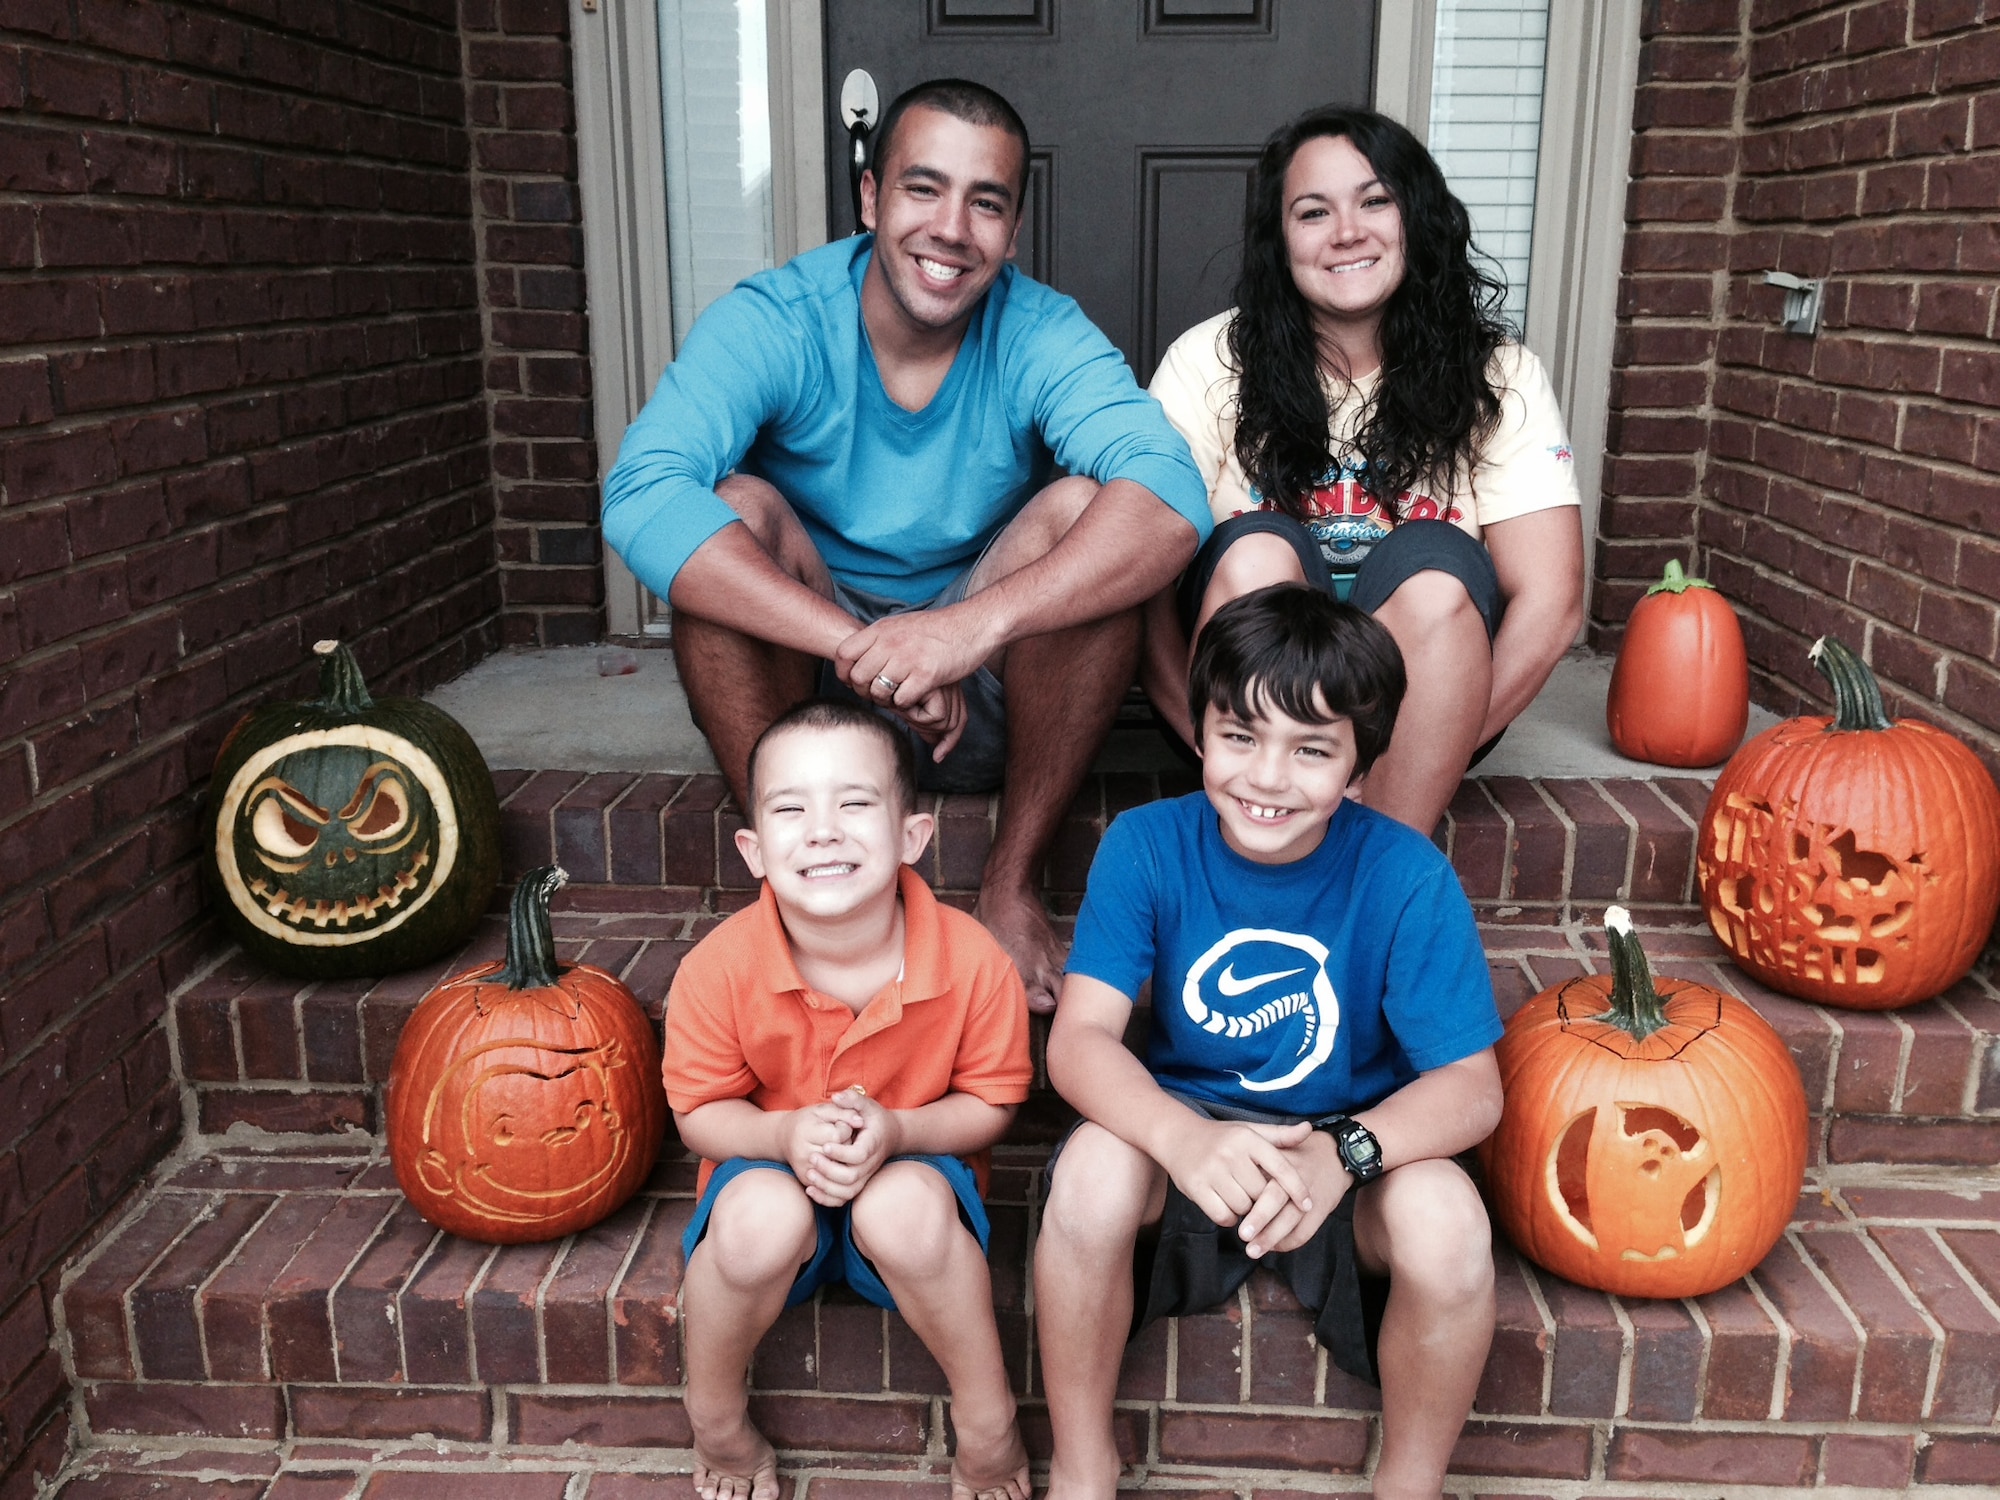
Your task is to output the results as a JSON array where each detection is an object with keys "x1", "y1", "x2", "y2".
[
  {"x1": 870, "y1": 78, "x2": 1031, "y2": 200},
  {"x1": 1229, "y1": 106, "x2": 1510, "y2": 523},
  {"x1": 1188, "y1": 585, "x2": 1405, "y2": 773},
  {"x1": 746, "y1": 698, "x2": 918, "y2": 815}
]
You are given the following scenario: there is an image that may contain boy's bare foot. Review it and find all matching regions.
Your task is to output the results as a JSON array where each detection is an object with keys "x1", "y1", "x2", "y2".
[
  {"x1": 949, "y1": 1421, "x2": 1031, "y2": 1500},
  {"x1": 691, "y1": 1419, "x2": 779, "y2": 1500},
  {"x1": 974, "y1": 883, "x2": 1064, "y2": 1013}
]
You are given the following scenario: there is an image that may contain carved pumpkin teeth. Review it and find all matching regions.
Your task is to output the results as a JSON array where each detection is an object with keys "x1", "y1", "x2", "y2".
[{"x1": 249, "y1": 845, "x2": 432, "y2": 927}]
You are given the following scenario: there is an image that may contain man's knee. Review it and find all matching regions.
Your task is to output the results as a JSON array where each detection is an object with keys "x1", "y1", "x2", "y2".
[
  {"x1": 711, "y1": 474, "x2": 794, "y2": 552},
  {"x1": 699, "y1": 1171, "x2": 818, "y2": 1290},
  {"x1": 1040, "y1": 1125, "x2": 1161, "y2": 1254},
  {"x1": 1366, "y1": 1160, "x2": 1494, "y2": 1303},
  {"x1": 848, "y1": 1163, "x2": 963, "y2": 1275}
]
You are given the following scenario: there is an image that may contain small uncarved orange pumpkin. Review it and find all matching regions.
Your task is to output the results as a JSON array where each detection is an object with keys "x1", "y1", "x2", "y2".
[
  {"x1": 1608, "y1": 559, "x2": 1750, "y2": 768},
  {"x1": 388, "y1": 866, "x2": 665, "y2": 1243},
  {"x1": 1698, "y1": 636, "x2": 2000, "y2": 1010},
  {"x1": 1480, "y1": 907, "x2": 1806, "y2": 1299}
]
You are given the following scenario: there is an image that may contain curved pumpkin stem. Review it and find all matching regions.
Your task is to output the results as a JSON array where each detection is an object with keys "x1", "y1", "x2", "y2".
[
  {"x1": 497, "y1": 865, "x2": 569, "y2": 989},
  {"x1": 312, "y1": 639, "x2": 377, "y2": 715},
  {"x1": 1645, "y1": 559, "x2": 1715, "y2": 596},
  {"x1": 1597, "y1": 905, "x2": 1671, "y2": 1041},
  {"x1": 1808, "y1": 636, "x2": 1893, "y2": 733}
]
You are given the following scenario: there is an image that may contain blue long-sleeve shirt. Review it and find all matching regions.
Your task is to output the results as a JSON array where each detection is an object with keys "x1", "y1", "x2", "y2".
[{"x1": 602, "y1": 236, "x2": 1211, "y2": 605}]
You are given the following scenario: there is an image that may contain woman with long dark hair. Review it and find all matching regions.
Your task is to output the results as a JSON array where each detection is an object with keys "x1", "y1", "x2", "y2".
[{"x1": 1145, "y1": 106, "x2": 1585, "y2": 836}]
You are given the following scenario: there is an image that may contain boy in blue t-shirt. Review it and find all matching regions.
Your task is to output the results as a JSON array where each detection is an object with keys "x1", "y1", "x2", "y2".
[{"x1": 1035, "y1": 586, "x2": 1505, "y2": 1500}]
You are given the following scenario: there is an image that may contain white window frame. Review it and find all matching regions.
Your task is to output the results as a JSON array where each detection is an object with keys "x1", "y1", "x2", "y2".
[{"x1": 577, "y1": 0, "x2": 1638, "y2": 633}]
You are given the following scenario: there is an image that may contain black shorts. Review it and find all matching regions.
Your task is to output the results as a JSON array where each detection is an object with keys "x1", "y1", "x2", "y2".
[
  {"x1": 1048, "y1": 1095, "x2": 1389, "y2": 1388},
  {"x1": 1174, "y1": 513, "x2": 1507, "y2": 767}
]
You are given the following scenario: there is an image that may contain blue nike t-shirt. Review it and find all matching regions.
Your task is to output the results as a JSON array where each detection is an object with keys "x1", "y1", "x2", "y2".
[{"x1": 1066, "y1": 793, "x2": 1500, "y2": 1118}]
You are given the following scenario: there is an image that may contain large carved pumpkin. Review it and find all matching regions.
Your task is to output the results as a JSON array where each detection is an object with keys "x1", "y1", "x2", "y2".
[
  {"x1": 388, "y1": 866, "x2": 665, "y2": 1243},
  {"x1": 1698, "y1": 636, "x2": 2000, "y2": 1009},
  {"x1": 1481, "y1": 908, "x2": 1807, "y2": 1298},
  {"x1": 203, "y1": 639, "x2": 501, "y2": 978},
  {"x1": 1607, "y1": 559, "x2": 1749, "y2": 768}
]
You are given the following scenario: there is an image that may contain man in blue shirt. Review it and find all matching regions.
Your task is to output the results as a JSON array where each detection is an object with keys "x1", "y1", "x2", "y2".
[{"x1": 604, "y1": 79, "x2": 1209, "y2": 1012}]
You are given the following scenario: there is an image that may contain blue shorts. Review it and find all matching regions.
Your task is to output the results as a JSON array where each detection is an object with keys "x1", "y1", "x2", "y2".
[{"x1": 681, "y1": 1154, "x2": 991, "y2": 1311}]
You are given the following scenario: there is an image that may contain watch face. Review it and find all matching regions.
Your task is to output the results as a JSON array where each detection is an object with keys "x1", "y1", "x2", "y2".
[{"x1": 1340, "y1": 1124, "x2": 1381, "y2": 1173}]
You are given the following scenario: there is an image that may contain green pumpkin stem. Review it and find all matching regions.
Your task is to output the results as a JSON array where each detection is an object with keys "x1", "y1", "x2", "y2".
[
  {"x1": 497, "y1": 865, "x2": 568, "y2": 989},
  {"x1": 1596, "y1": 905, "x2": 1671, "y2": 1041},
  {"x1": 1809, "y1": 636, "x2": 1893, "y2": 732},
  {"x1": 1645, "y1": 558, "x2": 1715, "y2": 596},
  {"x1": 312, "y1": 639, "x2": 377, "y2": 715}
]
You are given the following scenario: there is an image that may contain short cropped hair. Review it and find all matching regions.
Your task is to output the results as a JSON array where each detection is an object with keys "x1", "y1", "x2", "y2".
[
  {"x1": 1188, "y1": 586, "x2": 1406, "y2": 774},
  {"x1": 746, "y1": 698, "x2": 918, "y2": 815},
  {"x1": 871, "y1": 78, "x2": 1030, "y2": 200}
]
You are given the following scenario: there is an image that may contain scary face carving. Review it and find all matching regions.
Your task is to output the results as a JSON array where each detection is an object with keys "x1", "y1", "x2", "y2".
[
  {"x1": 215, "y1": 728, "x2": 458, "y2": 946},
  {"x1": 201, "y1": 641, "x2": 501, "y2": 979}
]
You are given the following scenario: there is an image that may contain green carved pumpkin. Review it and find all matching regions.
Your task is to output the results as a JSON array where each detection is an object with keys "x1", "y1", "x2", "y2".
[{"x1": 202, "y1": 639, "x2": 502, "y2": 978}]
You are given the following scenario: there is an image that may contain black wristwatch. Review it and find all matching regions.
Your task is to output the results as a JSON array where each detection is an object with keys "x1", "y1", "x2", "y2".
[{"x1": 1314, "y1": 1115, "x2": 1385, "y2": 1183}]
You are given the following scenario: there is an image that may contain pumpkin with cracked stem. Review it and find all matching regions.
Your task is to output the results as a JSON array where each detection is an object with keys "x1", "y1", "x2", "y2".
[
  {"x1": 1697, "y1": 636, "x2": 2000, "y2": 1009},
  {"x1": 388, "y1": 866, "x2": 666, "y2": 1243},
  {"x1": 1479, "y1": 907, "x2": 1807, "y2": 1298},
  {"x1": 203, "y1": 639, "x2": 502, "y2": 978}
]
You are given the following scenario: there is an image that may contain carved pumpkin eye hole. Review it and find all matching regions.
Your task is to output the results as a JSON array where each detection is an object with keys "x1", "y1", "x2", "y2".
[
  {"x1": 341, "y1": 764, "x2": 412, "y2": 843},
  {"x1": 249, "y1": 782, "x2": 331, "y2": 867}
]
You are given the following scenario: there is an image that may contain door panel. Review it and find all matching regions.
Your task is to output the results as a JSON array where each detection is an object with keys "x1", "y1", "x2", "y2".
[{"x1": 826, "y1": 0, "x2": 1374, "y2": 381}]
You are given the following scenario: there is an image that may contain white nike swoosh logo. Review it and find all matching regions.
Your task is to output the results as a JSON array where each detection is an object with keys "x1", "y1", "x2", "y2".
[{"x1": 1216, "y1": 963, "x2": 1308, "y2": 997}]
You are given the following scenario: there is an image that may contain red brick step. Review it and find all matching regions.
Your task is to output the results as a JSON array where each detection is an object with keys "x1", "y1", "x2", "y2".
[
  {"x1": 52, "y1": 1135, "x2": 2000, "y2": 1496},
  {"x1": 168, "y1": 900, "x2": 2000, "y2": 1168}
]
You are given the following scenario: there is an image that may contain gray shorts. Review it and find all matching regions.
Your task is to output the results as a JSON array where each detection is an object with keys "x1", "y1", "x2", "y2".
[{"x1": 818, "y1": 563, "x2": 1008, "y2": 795}]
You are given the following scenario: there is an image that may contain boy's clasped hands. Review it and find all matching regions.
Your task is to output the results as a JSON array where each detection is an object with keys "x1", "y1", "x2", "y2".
[
  {"x1": 786, "y1": 1086, "x2": 896, "y2": 1207},
  {"x1": 1161, "y1": 1113, "x2": 1349, "y2": 1260}
]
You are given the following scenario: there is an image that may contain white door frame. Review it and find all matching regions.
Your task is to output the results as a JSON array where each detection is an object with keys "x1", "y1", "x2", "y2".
[{"x1": 577, "y1": 0, "x2": 1639, "y2": 634}]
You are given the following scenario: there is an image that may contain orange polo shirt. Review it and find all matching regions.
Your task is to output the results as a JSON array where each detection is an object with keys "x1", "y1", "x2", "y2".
[{"x1": 662, "y1": 867, "x2": 1033, "y2": 1196}]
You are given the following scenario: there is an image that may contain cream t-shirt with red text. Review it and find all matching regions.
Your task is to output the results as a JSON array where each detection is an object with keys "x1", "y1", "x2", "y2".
[{"x1": 1149, "y1": 310, "x2": 1581, "y2": 577}]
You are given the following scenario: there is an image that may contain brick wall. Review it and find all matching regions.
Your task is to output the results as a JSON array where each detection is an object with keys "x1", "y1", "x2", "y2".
[
  {"x1": 0, "y1": 0, "x2": 504, "y2": 1488},
  {"x1": 461, "y1": 0, "x2": 603, "y2": 647},
  {"x1": 1595, "y1": 0, "x2": 2000, "y2": 772}
]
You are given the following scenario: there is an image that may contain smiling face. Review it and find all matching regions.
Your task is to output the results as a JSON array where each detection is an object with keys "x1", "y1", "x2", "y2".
[
  {"x1": 735, "y1": 724, "x2": 935, "y2": 925},
  {"x1": 1200, "y1": 692, "x2": 1363, "y2": 865},
  {"x1": 1282, "y1": 132, "x2": 1407, "y2": 353},
  {"x1": 859, "y1": 105, "x2": 1024, "y2": 340}
]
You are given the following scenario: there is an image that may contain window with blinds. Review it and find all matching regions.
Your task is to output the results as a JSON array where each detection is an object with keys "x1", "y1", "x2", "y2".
[
  {"x1": 659, "y1": 0, "x2": 778, "y2": 349},
  {"x1": 1427, "y1": 0, "x2": 1551, "y2": 332}
]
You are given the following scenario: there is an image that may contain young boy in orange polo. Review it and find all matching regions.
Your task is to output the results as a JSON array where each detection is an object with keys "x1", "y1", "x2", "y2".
[{"x1": 663, "y1": 698, "x2": 1034, "y2": 1500}]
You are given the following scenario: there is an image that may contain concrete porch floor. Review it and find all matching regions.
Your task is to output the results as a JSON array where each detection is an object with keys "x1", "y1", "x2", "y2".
[{"x1": 423, "y1": 645, "x2": 1783, "y2": 780}]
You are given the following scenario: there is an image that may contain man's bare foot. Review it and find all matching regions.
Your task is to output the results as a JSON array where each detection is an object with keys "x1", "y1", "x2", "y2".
[
  {"x1": 950, "y1": 1418, "x2": 1031, "y2": 1500},
  {"x1": 691, "y1": 1417, "x2": 780, "y2": 1500},
  {"x1": 974, "y1": 883, "x2": 1064, "y2": 1013}
]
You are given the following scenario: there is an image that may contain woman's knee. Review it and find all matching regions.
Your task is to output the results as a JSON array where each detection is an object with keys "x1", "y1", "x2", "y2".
[
  {"x1": 1364, "y1": 1160, "x2": 1494, "y2": 1300},
  {"x1": 1204, "y1": 532, "x2": 1309, "y2": 612},
  {"x1": 1374, "y1": 567, "x2": 1483, "y2": 643},
  {"x1": 701, "y1": 1171, "x2": 818, "y2": 1287},
  {"x1": 848, "y1": 1162, "x2": 963, "y2": 1274}
]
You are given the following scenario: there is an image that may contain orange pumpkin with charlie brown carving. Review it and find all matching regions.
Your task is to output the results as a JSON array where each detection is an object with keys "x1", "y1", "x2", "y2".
[{"x1": 1480, "y1": 907, "x2": 1806, "y2": 1298}]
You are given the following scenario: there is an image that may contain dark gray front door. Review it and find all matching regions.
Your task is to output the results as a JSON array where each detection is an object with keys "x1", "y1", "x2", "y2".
[{"x1": 825, "y1": 1, "x2": 1375, "y2": 382}]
